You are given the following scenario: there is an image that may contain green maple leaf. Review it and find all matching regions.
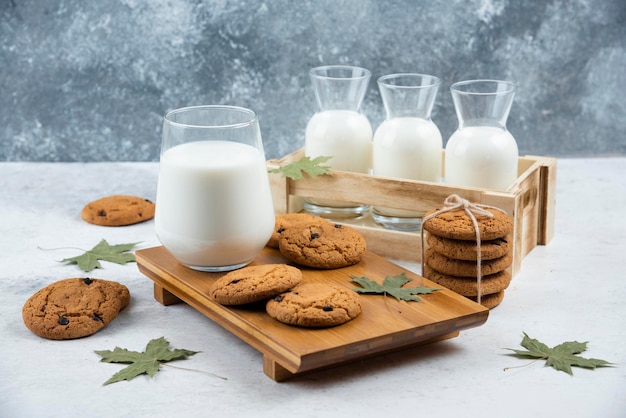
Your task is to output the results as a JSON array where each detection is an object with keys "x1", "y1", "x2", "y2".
[
  {"x1": 60, "y1": 239, "x2": 139, "y2": 272},
  {"x1": 95, "y1": 337, "x2": 199, "y2": 385},
  {"x1": 504, "y1": 332, "x2": 613, "y2": 375},
  {"x1": 269, "y1": 155, "x2": 332, "y2": 180},
  {"x1": 352, "y1": 272, "x2": 441, "y2": 302}
]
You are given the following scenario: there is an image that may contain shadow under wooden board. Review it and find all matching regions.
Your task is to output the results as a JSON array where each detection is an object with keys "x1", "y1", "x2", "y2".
[{"x1": 136, "y1": 246, "x2": 489, "y2": 381}]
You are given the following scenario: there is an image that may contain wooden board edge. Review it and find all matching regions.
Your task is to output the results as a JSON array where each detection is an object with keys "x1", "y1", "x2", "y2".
[
  {"x1": 293, "y1": 308, "x2": 489, "y2": 374},
  {"x1": 264, "y1": 331, "x2": 462, "y2": 382}
]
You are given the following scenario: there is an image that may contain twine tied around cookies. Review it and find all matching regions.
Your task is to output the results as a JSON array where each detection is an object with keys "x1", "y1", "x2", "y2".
[{"x1": 421, "y1": 194, "x2": 507, "y2": 305}]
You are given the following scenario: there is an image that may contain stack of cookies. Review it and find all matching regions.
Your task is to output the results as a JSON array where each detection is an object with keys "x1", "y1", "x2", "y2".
[{"x1": 422, "y1": 207, "x2": 514, "y2": 309}]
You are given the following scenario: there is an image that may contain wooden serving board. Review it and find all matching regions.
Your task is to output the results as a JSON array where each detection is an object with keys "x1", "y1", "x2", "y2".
[{"x1": 136, "y1": 246, "x2": 489, "y2": 381}]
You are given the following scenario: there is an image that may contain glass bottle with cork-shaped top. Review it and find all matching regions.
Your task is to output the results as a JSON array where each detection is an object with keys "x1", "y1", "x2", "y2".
[
  {"x1": 372, "y1": 73, "x2": 443, "y2": 231},
  {"x1": 304, "y1": 65, "x2": 373, "y2": 220},
  {"x1": 445, "y1": 79, "x2": 519, "y2": 190}
]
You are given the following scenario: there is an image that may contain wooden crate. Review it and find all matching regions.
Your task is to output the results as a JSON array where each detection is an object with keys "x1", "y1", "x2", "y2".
[{"x1": 267, "y1": 148, "x2": 557, "y2": 277}]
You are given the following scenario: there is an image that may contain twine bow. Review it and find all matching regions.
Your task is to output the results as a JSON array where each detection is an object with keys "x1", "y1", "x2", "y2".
[{"x1": 421, "y1": 194, "x2": 507, "y2": 305}]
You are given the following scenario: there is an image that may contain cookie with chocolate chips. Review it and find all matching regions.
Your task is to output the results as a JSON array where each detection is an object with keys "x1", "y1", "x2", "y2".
[
  {"x1": 81, "y1": 195, "x2": 155, "y2": 226},
  {"x1": 266, "y1": 213, "x2": 328, "y2": 248},
  {"x1": 210, "y1": 264, "x2": 303, "y2": 305},
  {"x1": 278, "y1": 222, "x2": 366, "y2": 269},
  {"x1": 266, "y1": 282, "x2": 362, "y2": 328},
  {"x1": 22, "y1": 277, "x2": 130, "y2": 340}
]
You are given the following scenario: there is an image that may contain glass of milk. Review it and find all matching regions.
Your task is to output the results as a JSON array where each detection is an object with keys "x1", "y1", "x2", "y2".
[
  {"x1": 304, "y1": 65, "x2": 373, "y2": 220},
  {"x1": 445, "y1": 80, "x2": 519, "y2": 190},
  {"x1": 372, "y1": 73, "x2": 443, "y2": 231},
  {"x1": 154, "y1": 105, "x2": 275, "y2": 272}
]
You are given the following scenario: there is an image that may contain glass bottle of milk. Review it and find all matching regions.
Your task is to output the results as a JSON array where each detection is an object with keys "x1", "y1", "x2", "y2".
[
  {"x1": 445, "y1": 80, "x2": 519, "y2": 190},
  {"x1": 372, "y1": 73, "x2": 443, "y2": 231},
  {"x1": 304, "y1": 65, "x2": 373, "y2": 220}
]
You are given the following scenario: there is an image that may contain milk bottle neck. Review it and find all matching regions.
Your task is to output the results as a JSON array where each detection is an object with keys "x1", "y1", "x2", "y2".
[
  {"x1": 310, "y1": 65, "x2": 371, "y2": 112},
  {"x1": 450, "y1": 79, "x2": 516, "y2": 131},
  {"x1": 377, "y1": 73, "x2": 440, "y2": 121}
]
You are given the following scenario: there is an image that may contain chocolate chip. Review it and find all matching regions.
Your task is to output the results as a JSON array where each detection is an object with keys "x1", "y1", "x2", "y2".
[
  {"x1": 310, "y1": 233, "x2": 320, "y2": 240},
  {"x1": 229, "y1": 279, "x2": 241, "y2": 285},
  {"x1": 334, "y1": 224, "x2": 342, "y2": 229},
  {"x1": 58, "y1": 317, "x2": 69, "y2": 326},
  {"x1": 92, "y1": 313, "x2": 103, "y2": 322},
  {"x1": 322, "y1": 305, "x2": 333, "y2": 312},
  {"x1": 97, "y1": 210, "x2": 107, "y2": 217},
  {"x1": 82, "y1": 278, "x2": 93, "y2": 285},
  {"x1": 277, "y1": 227, "x2": 285, "y2": 234}
]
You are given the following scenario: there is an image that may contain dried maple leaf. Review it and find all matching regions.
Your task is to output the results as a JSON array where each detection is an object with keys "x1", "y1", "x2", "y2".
[
  {"x1": 504, "y1": 332, "x2": 613, "y2": 375},
  {"x1": 95, "y1": 337, "x2": 199, "y2": 385},
  {"x1": 268, "y1": 155, "x2": 332, "y2": 180},
  {"x1": 60, "y1": 239, "x2": 138, "y2": 272},
  {"x1": 352, "y1": 273, "x2": 441, "y2": 302}
]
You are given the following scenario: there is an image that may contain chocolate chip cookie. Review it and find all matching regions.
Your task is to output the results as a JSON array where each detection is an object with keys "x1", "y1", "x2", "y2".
[
  {"x1": 82, "y1": 195, "x2": 155, "y2": 226},
  {"x1": 22, "y1": 277, "x2": 130, "y2": 340},
  {"x1": 266, "y1": 282, "x2": 362, "y2": 328},
  {"x1": 267, "y1": 213, "x2": 328, "y2": 248},
  {"x1": 210, "y1": 264, "x2": 303, "y2": 305},
  {"x1": 278, "y1": 222, "x2": 366, "y2": 269}
]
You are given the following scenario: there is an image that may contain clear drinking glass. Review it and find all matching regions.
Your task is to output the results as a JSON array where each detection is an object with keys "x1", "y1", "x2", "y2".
[
  {"x1": 372, "y1": 73, "x2": 443, "y2": 231},
  {"x1": 303, "y1": 65, "x2": 373, "y2": 220},
  {"x1": 154, "y1": 105, "x2": 275, "y2": 272},
  {"x1": 445, "y1": 80, "x2": 519, "y2": 190}
]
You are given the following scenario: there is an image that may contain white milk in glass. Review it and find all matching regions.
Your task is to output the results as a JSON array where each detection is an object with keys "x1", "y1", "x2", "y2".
[
  {"x1": 155, "y1": 140, "x2": 274, "y2": 268},
  {"x1": 445, "y1": 126, "x2": 518, "y2": 190},
  {"x1": 305, "y1": 109, "x2": 372, "y2": 208},
  {"x1": 373, "y1": 117, "x2": 442, "y2": 217}
]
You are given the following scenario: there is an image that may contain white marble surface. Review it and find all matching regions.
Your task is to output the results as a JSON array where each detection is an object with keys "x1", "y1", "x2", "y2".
[{"x1": 1, "y1": 159, "x2": 625, "y2": 418}]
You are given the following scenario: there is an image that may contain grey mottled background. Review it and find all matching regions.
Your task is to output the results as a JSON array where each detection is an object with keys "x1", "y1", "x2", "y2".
[{"x1": 1, "y1": 0, "x2": 625, "y2": 161}]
